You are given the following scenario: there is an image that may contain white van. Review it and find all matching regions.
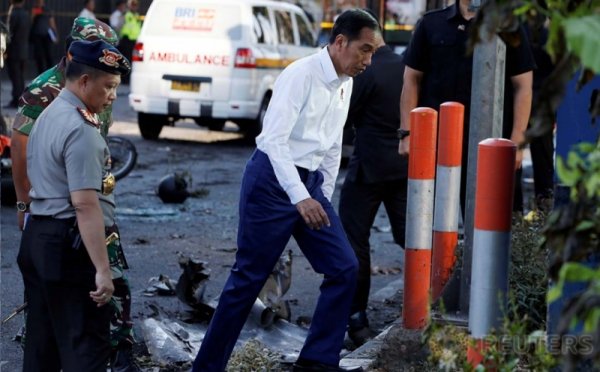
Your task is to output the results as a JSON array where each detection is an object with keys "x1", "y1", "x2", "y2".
[{"x1": 128, "y1": 0, "x2": 318, "y2": 139}]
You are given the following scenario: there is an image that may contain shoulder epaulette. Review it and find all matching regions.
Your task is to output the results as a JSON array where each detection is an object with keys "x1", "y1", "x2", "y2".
[{"x1": 77, "y1": 107, "x2": 101, "y2": 128}]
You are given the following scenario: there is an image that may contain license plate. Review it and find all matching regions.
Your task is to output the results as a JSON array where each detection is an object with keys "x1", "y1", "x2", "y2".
[{"x1": 171, "y1": 80, "x2": 200, "y2": 92}]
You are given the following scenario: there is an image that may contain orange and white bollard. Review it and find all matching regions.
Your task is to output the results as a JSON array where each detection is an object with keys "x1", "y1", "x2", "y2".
[
  {"x1": 403, "y1": 107, "x2": 438, "y2": 330},
  {"x1": 467, "y1": 138, "x2": 516, "y2": 367},
  {"x1": 431, "y1": 102, "x2": 464, "y2": 302}
]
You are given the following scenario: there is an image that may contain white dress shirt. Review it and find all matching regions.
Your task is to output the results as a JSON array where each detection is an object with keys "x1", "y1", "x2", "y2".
[
  {"x1": 256, "y1": 47, "x2": 353, "y2": 205},
  {"x1": 78, "y1": 8, "x2": 96, "y2": 19}
]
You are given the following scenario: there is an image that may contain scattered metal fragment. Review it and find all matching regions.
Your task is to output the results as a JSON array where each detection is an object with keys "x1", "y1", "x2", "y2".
[
  {"x1": 141, "y1": 251, "x2": 306, "y2": 368},
  {"x1": 144, "y1": 275, "x2": 178, "y2": 296}
]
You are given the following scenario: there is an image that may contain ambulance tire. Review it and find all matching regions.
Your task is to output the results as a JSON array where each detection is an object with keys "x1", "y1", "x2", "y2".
[
  {"x1": 138, "y1": 113, "x2": 166, "y2": 140},
  {"x1": 194, "y1": 117, "x2": 226, "y2": 131}
]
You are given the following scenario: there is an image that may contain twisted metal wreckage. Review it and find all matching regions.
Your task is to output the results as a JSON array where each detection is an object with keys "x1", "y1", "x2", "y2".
[{"x1": 141, "y1": 251, "x2": 310, "y2": 365}]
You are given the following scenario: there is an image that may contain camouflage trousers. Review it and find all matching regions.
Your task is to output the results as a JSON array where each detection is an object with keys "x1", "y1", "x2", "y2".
[
  {"x1": 21, "y1": 224, "x2": 134, "y2": 352},
  {"x1": 105, "y1": 224, "x2": 135, "y2": 350}
]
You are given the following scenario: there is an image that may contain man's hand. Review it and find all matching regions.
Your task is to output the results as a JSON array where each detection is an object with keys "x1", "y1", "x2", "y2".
[
  {"x1": 17, "y1": 211, "x2": 26, "y2": 231},
  {"x1": 90, "y1": 269, "x2": 114, "y2": 307},
  {"x1": 398, "y1": 137, "x2": 410, "y2": 156},
  {"x1": 296, "y1": 198, "x2": 330, "y2": 230},
  {"x1": 515, "y1": 148, "x2": 523, "y2": 170}
]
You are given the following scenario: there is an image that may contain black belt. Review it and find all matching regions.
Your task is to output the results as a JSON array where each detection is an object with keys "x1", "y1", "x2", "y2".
[{"x1": 30, "y1": 215, "x2": 75, "y2": 223}]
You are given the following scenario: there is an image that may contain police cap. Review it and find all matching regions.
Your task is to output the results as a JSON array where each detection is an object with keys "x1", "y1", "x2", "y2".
[
  {"x1": 68, "y1": 40, "x2": 131, "y2": 76},
  {"x1": 70, "y1": 17, "x2": 119, "y2": 45}
]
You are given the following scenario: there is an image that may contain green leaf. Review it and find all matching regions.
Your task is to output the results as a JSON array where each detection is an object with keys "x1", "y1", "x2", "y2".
[
  {"x1": 514, "y1": 3, "x2": 532, "y2": 16},
  {"x1": 548, "y1": 263, "x2": 600, "y2": 303},
  {"x1": 575, "y1": 220, "x2": 595, "y2": 232},
  {"x1": 577, "y1": 142, "x2": 596, "y2": 153},
  {"x1": 567, "y1": 151, "x2": 584, "y2": 169},
  {"x1": 583, "y1": 308, "x2": 600, "y2": 333},
  {"x1": 556, "y1": 156, "x2": 579, "y2": 186},
  {"x1": 564, "y1": 16, "x2": 600, "y2": 74}
]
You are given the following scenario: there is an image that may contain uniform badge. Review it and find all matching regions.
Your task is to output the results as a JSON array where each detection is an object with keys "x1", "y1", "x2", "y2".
[
  {"x1": 99, "y1": 49, "x2": 122, "y2": 68},
  {"x1": 77, "y1": 107, "x2": 101, "y2": 128},
  {"x1": 458, "y1": 24, "x2": 465, "y2": 31},
  {"x1": 102, "y1": 172, "x2": 116, "y2": 195}
]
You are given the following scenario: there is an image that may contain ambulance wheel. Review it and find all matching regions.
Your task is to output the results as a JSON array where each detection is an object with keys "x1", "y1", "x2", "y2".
[
  {"x1": 138, "y1": 113, "x2": 166, "y2": 140},
  {"x1": 194, "y1": 117, "x2": 226, "y2": 131}
]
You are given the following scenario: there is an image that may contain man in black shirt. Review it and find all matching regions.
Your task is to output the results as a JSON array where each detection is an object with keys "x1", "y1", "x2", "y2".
[
  {"x1": 339, "y1": 33, "x2": 408, "y2": 346},
  {"x1": 399, "y1": 0, "x2": 535, "y2": 214}
]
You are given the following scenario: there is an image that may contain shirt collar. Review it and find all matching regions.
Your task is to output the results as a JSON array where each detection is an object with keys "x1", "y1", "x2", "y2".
[
  {"x1": 59, "y1": 87, "x2": 87, "y2": 109},
  {"x1": 320, "y1": 46, "x2": 350, "y2": 84},
  {"x1": 447, "y1": 1, "x2": 461, "y2": 20}
]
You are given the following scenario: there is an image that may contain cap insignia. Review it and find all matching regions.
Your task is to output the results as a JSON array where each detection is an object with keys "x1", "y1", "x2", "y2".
[{"x1": 99, "y1": 49, "x2": 122, "y2": 68}]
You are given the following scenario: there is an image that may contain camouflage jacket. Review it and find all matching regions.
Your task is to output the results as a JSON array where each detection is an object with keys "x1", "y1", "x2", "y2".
[{"x1": 13, "y1": 56, "x2": 113, "y2": 138}]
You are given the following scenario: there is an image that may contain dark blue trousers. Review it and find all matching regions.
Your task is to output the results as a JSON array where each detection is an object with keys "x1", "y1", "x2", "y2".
[{"x1": 192, "y1": 150, "x2": 358, "y2": 372}]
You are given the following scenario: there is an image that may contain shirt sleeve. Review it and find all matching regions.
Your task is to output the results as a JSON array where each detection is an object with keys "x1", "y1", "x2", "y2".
[
  {"x1": 404, "y1": 17, "x2": 428, "y2": 72},
  {"x1": 258, "y1": 65, "x2": 311, "y2": 204},
  {"x1": 506, "y1": 25, "x2": 536, "y2": 77},
  {"x1": 63, "y1": 123, "x2": 104, "y2": 192},
  {"x1": 318, "y1": 128, "x2": 343, "y2": 201},
  {"x1": 12, "y1": 112, "x2": 35, "y2": 135}
]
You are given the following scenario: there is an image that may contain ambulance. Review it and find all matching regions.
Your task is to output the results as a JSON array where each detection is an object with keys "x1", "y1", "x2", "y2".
[{"x1": 128, "y1": 0, "x2": 318, "y2": 139}]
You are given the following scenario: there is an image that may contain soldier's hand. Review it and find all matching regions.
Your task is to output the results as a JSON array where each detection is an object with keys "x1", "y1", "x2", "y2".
[
  {"x1": 398, "y1": 137, "x2": 410, "y2": 156},
  {"x1": 90, "y1": 269, "x2": 114, "y2": 307},
  {"x1": 296, "y1": 198, "x2": 330, "y2": 230}
]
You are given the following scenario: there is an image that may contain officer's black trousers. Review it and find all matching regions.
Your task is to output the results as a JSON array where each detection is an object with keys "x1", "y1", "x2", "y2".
[
  {"x1": 339, "y1": 177, "x2": 408, "y2": 315},
  {"x1": 17, "y1": 217, "x2": 111, "y2": 372}
]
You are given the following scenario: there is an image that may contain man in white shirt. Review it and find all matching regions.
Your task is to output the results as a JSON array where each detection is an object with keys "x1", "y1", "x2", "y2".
[
  {"x1": 109, "y1": 0, "x2": 127, "y2": 35},
  {"x1": 78, "y1": 0, "x2": 95, "y2": 19},
  {"x1": 192, "y1": 9, "x2": 380, "y2": 372}
]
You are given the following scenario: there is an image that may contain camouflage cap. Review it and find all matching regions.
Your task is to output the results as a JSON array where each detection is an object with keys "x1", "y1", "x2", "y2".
[{"x1": 70, "y1": 17, "x2": 119, "y2": 46}]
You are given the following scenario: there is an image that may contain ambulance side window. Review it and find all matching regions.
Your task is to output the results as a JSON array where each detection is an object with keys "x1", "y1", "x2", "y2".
[
  {"x1": 274, "y1": 10, "x2": 294, "y2": 45},
  {"x1": 252, "y1": 6, "x2": 275, "y2": 45},
  {"x1": 295, "y1": 13, "x2": 314, "y2": 47}
]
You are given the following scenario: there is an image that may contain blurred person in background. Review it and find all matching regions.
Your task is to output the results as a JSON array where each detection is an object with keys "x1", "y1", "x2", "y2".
[
  {"x1": 118, "y1": 0, "x2": 141, "y2": 84},
  {"x1": 78, "y1": 0, "x2": 96, "y2": 20},
  {"x1": 1, "y1": 20, "x2": 8, "y2": 131},
  {"x1": 110, "y1": 0, "x2": 127, "y2": 35},
  {"x1": 338, "y1": 27, "x2": 409, "y2": 348},
  {"x1": 5, "y1": 0, "x2": 30, "y2": 108},
  {"x1": 30, "y1": 0, "x2": 59, "y2": 74}
]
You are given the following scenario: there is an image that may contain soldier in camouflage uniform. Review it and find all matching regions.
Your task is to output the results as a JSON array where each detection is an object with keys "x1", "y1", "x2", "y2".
[{"x1": 11, "y1": 18, "x2": 138, "y2": 372}]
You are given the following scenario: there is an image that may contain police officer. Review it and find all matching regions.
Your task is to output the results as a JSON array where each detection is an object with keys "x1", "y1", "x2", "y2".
[
  {"x1": 17, "y1": 40, "x2": 130, "y2": 372},
  {"x1": 11, "y1": 18, "x2": 138, "y2": 372}
]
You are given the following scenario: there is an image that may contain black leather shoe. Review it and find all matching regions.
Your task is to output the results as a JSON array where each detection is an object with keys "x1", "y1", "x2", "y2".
[
  {"x1": 347, "y1": 311, "x2": 372, "y2": 347},
  {"x1": 111, "y1": 344, "x2": 141, "y2": 372},
  {"x1": 292, "y1": 358, "x2": 363, "y2": 372},
  {"x1": 348, "y1": 325, "x2": 374, "y2": 347}
]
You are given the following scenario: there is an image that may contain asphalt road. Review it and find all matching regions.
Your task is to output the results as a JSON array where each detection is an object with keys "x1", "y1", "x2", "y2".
[{"x1": 0, "y1": 82, "x2": 405, "y2": 370}]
